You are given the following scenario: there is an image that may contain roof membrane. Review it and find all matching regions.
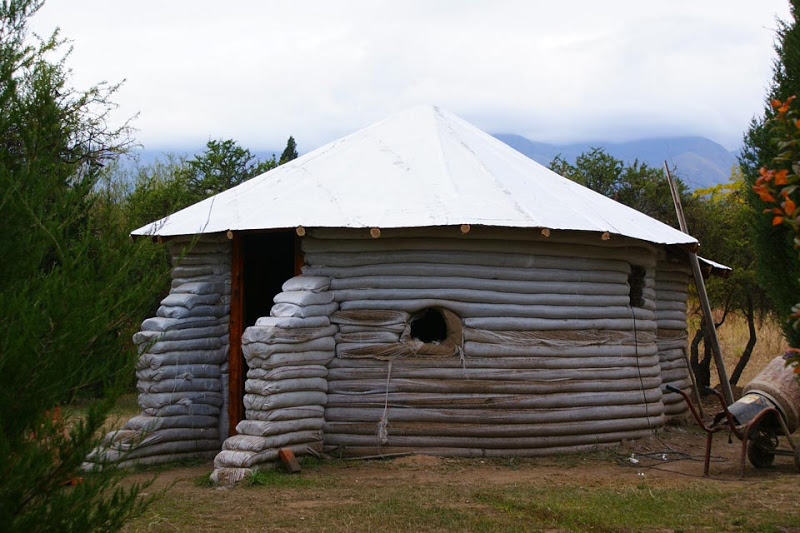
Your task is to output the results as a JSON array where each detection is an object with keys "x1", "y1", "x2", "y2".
[{"x1": 132, "y1": 105, "x2": 696, "y2": 246}]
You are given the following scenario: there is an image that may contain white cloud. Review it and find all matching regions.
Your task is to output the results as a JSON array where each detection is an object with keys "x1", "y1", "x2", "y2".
[{"x1": 31, "y1": 0, "x2": 791, "y2": 151}]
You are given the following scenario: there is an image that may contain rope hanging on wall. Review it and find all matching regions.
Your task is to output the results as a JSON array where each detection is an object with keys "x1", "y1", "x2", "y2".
[{"x1": 377, "y1": 361, "x2": 393, "y2": 445}]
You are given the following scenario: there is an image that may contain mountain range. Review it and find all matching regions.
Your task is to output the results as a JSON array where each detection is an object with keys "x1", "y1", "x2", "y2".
[
  {"x1": 493, "y1": 134, "x2": 739, "y2": 190},
  {"x1": 132, "y1": 134, "x2": 738, "y2": 191}
]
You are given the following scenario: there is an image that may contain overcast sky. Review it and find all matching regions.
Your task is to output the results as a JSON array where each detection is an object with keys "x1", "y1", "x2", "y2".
[{"x1": 31, "y1": 1, "x2": 791, "y2": 152}]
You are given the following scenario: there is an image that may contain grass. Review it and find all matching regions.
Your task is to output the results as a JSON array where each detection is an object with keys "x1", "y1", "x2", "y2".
[
  {"x1": 121, "y1": 453, "x2": 800, "y2": 533},
  {"x1": 110, "y1": 392, "x2": 140, "y2": 418},
  {"x1": 471, "y1": 481, "x2": 799, "y2": 532},
  {"x1": 688, "y1": 310, "x2": 787, "y2": 388},
  {"x1": 244, "y1": 468, "x2": 315, "y2": 488}
]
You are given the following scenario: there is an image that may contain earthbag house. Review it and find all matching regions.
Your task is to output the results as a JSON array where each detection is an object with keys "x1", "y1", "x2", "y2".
[{"x1": 87, "y1": 106, "x2": 699, "y2": 483}]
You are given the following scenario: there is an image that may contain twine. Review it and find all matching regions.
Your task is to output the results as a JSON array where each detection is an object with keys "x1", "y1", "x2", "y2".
[{"x1": 377, "y1": 361, "x2": 393, "y2": 445}]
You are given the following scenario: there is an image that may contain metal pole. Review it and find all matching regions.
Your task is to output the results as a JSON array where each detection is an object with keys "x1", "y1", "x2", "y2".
[{"x1": 664, "y1": 162, "x2": 734, "y2": 406}]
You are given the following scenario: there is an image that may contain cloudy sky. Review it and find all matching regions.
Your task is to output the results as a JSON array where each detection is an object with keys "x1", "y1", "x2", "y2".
[{"x1": 31, "y1": 1, "x2": 791, "y2": 153}]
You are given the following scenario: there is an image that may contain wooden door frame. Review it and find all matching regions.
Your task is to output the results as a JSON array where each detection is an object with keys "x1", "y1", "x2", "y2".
[
  {"x1": 227, "y1": 232, "x2": 245, "y2": 436},
  {"x1": 227, "y1": 229, "x2": 304, "y2": 437}
]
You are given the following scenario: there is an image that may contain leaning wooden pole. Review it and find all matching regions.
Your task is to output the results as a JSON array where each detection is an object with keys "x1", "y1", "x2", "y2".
[
  {"x1": 661, "y1": 174, "x2": 707, "y2": 416},
  {"x1": 664, "y1": 162, "x2": 734, "y2": 406}
]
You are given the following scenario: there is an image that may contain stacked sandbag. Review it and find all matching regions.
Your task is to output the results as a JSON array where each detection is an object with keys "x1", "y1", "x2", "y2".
[
  {"x1": 654, "y1": 255, "x2": 692, "y2": 417},
  {"x1": 333, "y1": 310, "x2": 412, "y2": 358},
  {"x1": 86, "y1": 235, "x2": 231, "y2": 468},
  {"x1": 306, "y1": 227, "x2": 666, "y2": 458},
  {"x1": 211, "y1": 275, "x2": 336, "y2": 483}
]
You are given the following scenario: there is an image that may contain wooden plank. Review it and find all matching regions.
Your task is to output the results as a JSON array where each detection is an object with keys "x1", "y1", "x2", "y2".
[
  {"x1": 664, "y1": 162, "x2": 732, "y2": 407},
  {"x1": 228, "y1": 232, "x2": 245, "y2": 436},
  {"x1": 278, "y1": 447, "x2": 302, "y2": 473}
]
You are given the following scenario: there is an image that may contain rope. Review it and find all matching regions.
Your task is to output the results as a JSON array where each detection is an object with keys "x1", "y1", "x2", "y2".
[
  {"x1": 377, "y1": 361, "x2": 393, "y2": 445},
  {"x1": 458, "y1": 326, "x2": 467, "y2": 370},
  {"x1": 629, "y1": 303, "x2": 652, "y2": 428},
  {"x1": 629, "y1": 302, "x2": 682, "y2": 454}
]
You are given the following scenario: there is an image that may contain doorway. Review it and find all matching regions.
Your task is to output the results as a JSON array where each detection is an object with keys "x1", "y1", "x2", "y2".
[
  {"x1": 242, "y1": 232, "x2": 297, "y2": 328},
  {"x1": 228, "y1": 230, "x2": 301, "y2": 435}
]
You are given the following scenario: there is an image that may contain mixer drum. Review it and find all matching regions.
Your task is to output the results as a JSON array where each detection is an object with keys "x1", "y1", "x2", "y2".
[{"x1": 743, "y1": 354, "x2": 800, "y2": 433}]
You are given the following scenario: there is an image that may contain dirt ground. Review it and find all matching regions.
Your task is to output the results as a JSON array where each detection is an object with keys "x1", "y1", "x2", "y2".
[
  {"x1": 130, "y1": 421, "x2": 800, "y2": 492},
  {"x1": 122, "y1": 406, "x2": 800, "y2": 533}
]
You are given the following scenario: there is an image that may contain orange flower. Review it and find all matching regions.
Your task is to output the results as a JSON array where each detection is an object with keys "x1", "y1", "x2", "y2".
[
  {"x1": 754, "y1": 186, "x2": 777, "y2": 203},
  {"x1": 757, "y1": 168, "x2": 776, "y2": 185},
  {"x1": 760, "y1": 191, "x2": 778, "y2": 203},
  {"x1": 785, "y1": 196, "x2": 797, "y2": 214},
  {"x1": 779, "y1": 95, "x2": 798, "y2": 113},
  {"x1": 773, "y1": 215, "x2": 784, "y2": 226},
  {"x1": 772, "y1": 99, "x2": 783, "y2": 108},
  {"x1": 775, "y1": 169, "x2": 790, "y2": 185}
]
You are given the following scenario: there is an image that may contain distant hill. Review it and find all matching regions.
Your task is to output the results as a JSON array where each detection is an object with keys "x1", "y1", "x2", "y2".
[
  {"x1": 124, "y1": 148, "x2": 285, "y2": 168},
  {"x1": 129, "y1": 136, "x2": 736, "y2": 191},
  {"x1": 494, "y1": 134, "x2": 738, "y2": 190}
]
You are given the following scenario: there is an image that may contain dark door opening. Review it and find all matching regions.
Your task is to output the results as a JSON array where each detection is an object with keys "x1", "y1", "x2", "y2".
[
  {"x1": 229, "y1": 230, "x2": 300, "y2": 436},
  {"x1": 242, "y1": 232, "x2": 297, "y2": 328}
]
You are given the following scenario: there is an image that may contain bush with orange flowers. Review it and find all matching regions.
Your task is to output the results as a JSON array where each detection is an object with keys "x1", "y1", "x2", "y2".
[{"x1": 753, "y1": 95, "x2": 800, "y2": 378}]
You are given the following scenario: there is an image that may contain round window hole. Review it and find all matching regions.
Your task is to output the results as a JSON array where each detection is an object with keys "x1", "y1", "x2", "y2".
[{"x1": 410, "y1": 308, "x2": 448, "y2": 343}]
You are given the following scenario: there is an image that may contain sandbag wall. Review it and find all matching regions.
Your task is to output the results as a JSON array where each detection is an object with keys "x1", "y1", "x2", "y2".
[
  {"x1": 211, "y1": 276, "x2": 337, "y2": 483},
  {"x1": 304, "y1": 227, "x2": 667, "y2": 458},
  {"x1": 654, "y1": 255, "x2": 692, "y2": 417},
  {"x1": 87, "y1": 235, "x2": 231, "y2": 468}
]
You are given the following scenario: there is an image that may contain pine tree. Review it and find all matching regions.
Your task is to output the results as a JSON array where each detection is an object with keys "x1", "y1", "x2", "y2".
[
  {"x1": 0, "y1": 1, "x2": 163, "y2": 530},
  {"x1": 279, "y1": 135, "x2": 298, "y2": 165},
  {"x1": 740, "y1": 0, "x2": 800, "y2": 346}
]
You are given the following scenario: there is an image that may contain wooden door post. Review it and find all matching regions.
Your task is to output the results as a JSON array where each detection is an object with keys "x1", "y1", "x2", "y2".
[{"x1": 228, "y1": 232, "x2": 245, "y2": 435}]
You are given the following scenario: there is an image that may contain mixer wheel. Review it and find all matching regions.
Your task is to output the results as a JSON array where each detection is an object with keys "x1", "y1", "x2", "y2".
[{"x1": 747, "y1": 425, "x2": 777, "y2": 468}]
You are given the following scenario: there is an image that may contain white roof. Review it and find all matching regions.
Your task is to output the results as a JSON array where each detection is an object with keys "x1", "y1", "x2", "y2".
[
  {"x1": 132, "y1": 105, "x2": 696, "y2": 246},
  {"x1": 699, "y1": 256, "x2": 732, "y2": 277}
]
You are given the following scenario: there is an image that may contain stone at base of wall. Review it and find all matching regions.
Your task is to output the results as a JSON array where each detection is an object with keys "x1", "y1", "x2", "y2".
[
  {"x1": 210, "y1": 450, "x2": 301, "y2": 485},
  {"x1": 210, "y1": 467, "x2": 254, "y2": 485},
  {"x1": 82, "y1": 449, "x2": 219, "y2": 472}
]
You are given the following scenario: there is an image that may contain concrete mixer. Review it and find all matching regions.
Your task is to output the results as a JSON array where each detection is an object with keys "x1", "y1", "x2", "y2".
[{"x1": 668, "y1": 353, "x2": 800, "y2": 478}]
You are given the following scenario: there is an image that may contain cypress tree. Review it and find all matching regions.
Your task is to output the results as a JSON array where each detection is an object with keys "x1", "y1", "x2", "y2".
[
  {"x1": 740, "y1": 0, "x2": 800, "y2": 346},
  {"x1": 279, "y1": 135, "x2": 298, "y2": 165}
]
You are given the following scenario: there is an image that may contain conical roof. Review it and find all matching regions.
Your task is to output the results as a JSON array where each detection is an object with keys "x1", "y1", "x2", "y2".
[{"x1": 132, "y1": 105, "x2": 695, "y2": 246}]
